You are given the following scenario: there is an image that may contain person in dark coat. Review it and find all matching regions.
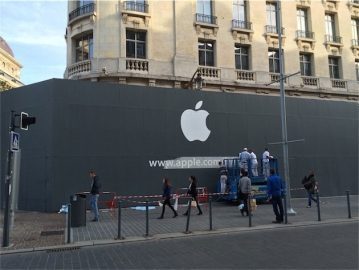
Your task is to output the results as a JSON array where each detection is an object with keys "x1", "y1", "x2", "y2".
[
  {"x1": 89, "y1": 170, "x2": 101, "y2": 222},
  {"x1": 183, "y1": 176, "x2": 203, "y2": 216},
  {"x1": 158, "y1": 178, "x2": 178, "y2": 219},
  {"x1": 302, "y1": 170, "x2": 318, "y2": 208}
]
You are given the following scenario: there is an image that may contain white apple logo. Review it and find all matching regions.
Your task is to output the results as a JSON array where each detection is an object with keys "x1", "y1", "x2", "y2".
[{"x1": 180, "y1": 101, "x2": 211, "y2": 142}]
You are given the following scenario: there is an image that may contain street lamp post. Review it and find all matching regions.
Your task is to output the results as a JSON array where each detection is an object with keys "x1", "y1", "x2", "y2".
[
  {"x1": 194, "y1": 73, "x2": 204, "y2": 90},
  {"x1": 276, "y1": 0, "x2": 296, "y2": 215}
]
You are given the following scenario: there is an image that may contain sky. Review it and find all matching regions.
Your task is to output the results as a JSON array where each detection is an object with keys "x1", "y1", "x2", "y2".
[{"x1": 0, "y1": 0, "x2": 67, "y2": 85}]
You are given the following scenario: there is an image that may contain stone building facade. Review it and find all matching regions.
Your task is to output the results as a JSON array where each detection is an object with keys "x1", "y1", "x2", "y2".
[
  {"x1": 64, "y1": 0, "x2": 359, "y2": 100},
  {"x1": 0, "y1": 37, "x2": 23, "y2": 91}
]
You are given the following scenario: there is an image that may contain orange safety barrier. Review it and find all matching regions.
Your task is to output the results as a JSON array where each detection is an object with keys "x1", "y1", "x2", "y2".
[
  {"x1": 175, "y1": 187, "x2": 209, "y2": 203},
  {"x1": 76, "y1": 191, "x2": 117, "y2": 213}
]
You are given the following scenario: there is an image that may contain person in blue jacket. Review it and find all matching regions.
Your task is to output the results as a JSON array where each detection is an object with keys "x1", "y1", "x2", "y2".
[
  {"x1": 267, "y1": 169, "x2": 285, "y2": 223},
  {"x1": 158, "y1": 178, "x2": 178, "y2": 219}
]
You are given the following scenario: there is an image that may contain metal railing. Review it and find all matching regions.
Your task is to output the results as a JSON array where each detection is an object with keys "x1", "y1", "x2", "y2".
[
  {"x1": 301, "y1": 76, "x2": 318, "y2": 86},
  {"x1": 296, "y1": 30, "x2": 315, "y2": 39},
  {"x1": 69, "y1": 3, "x2": 95, "y2": 22},
  {"x1": 236, "y1": 70, "x2": 255, "y2": 81},
  {"x1": 352, "y1": 39, "x2": 359, "y2": 46},
  {"x1": 67, "y1": 60, "x2": 91, "y2": 77},
  {"x1": 196, "y1": 13, "x2": 217, "y2": 25},
  {"x1": 126, "y1": 59, "x2": 149, "y2": 72},
  {"x1": 331, "y1": 79, "x2": 347, "y2": 89},
  {"x1": 123, "y1": 1, "x2": 148, "y2": 13},
  {"x1": 325, "y1": 35, "x2": 342, "y2": 44},
  {"x1": 265, "y1": 25, "x2": 284, "y2": 34},
  {"x1": 270, "y1": 73, "x2": 287, "y2": 83},
  {"x1": 232, "y1": 20, "x2": 252, "y2": 30}
]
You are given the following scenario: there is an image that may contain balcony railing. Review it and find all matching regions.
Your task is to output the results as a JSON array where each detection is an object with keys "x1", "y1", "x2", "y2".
[
  {"x1": 296, "y1": 30, "x2": 315, "y2": 39},
  {"x1": 198, "y1": 66, "x2": 220, "y2": 78},
  {"x1": 67, "y1": 60, "x2": 91, "y2": 77},
  {"x1": 123, "y1": 1, "x2": 148, "y2": 13},
  {"x1": 232, "y1": 20, "x2": 252, "y2": 30},
  {"x1": 331, "y1": 79, "x2": 347, "y2": 89},
  {"x1": 196, "y1": 13, "x2": 217, "y2": 25},
  {"x1": 69, "y1": 3, "x2": 95, "y2": 22},
  {"x1": 301, "y1": 76, "x2": 319, "y2": 87},
  {"x1": 352, "y1": 39, "x2": 359, "y2": 46},
  {"x1": 265, "y1": 25, "x2": 284, "y2": 35},
  {"x1": 126, "y1": 59, "x2": 149, "y2": 72},
  {"x1": 236, "y1": 70, "x2": 255, "y2": 81},
  {"x1": 270, "y1": 73, "x2": 287, "y2": 84},
  {"x1": 325, "y1": 35, "x2": 342, "y2": 44}
]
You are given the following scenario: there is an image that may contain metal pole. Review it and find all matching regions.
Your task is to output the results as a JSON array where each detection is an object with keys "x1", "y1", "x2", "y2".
[
  {"x1": 117, "y1": 200, "x2": 124, "y2": 239},
  {"x1": 145, "y1": 200, "x2": 149, "y2": 237},
  {"x1": 2, "y1": 111, "x2": 15, "y2": 247},
  {"x1": 185, "y1": 198, "x2": 192, "y2": 233},
  {"x1": 316, "y1": 192, "x2": 321, "y2": 221},
  {"x1": 248, "y1": 195, "x2": 252, "y2": 227},
  {"x1": 66, "y1": 203, "x2": 72, "y2": 244},
  {"x1": 346, "y1": 191, "x2": 352, "y2": 219},
  {"x1": 276, "y1": 0, "x2": 296, "y2": 216},
  {"x1": 283, "y1": 193, "x2": 288, "y2": 224},
  {"x1": 209, "y1": 196, "x2": 213, "y2": 231}
]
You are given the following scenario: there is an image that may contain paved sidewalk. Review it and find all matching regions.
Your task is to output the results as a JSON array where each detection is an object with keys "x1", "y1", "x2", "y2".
[{"x1": 0, "y1": 195, "x2": 357, "y2": 253}]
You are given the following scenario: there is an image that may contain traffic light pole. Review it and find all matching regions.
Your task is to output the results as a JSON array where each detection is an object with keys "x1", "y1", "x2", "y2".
[{"x1": 2, "y1": 111, "x2": 15, "y2": 247}]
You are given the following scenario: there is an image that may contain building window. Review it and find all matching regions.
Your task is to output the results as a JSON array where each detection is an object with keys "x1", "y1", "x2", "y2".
[
  {"x1": 124, "y1": 0, "x2": 148, "y2": 13},
  {"x1": 268, "y1": 49, "x2": 280, "y2": 73},
  {"x1": 198, "y1": 40, "x2": 214, "y2": 66},
  {"x1": 235, "y1": 44, "x2": 249, "y2": 70},
  {"x1": 126, "y1": 30, "x2": 146, "y2": 59},
  {"x1": 300, "y1": 53, "x2": 312, "y2": 76},
  {"x1": 328, "y1": 56, "x2": 340, "y2": 79},
  {"x1": 325, "y1": 14, "x2": 336, "y2": 40},
  {"x1": 266, "y1": 2, "x2": 277, "y2": 32},
  {"x1": 296, "y1": 8, "x2": 313, "y2": 38},
  {"x1": 233, "y1": 0, "x2": 247, "y2": 22},
  {"x1": 352, "y1": 18, "x2": 359, "y2": 46},
  {"x1": 75, "y1": 33, "x2": 93, "y2": 62},
  {"x1": 77, "y1": 0, "x2": 93, "y2": 8},
  {"x1": 355, "y1": 60, "x2": 359, "y2": 81},
  {"x1": 197, "y1": 0, "x2": 212, "y2": 16}
]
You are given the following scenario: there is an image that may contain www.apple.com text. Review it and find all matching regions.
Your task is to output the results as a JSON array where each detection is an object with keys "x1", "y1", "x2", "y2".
[{"x1": 148, "y1": 158, "x2": 222, "y2": 169}]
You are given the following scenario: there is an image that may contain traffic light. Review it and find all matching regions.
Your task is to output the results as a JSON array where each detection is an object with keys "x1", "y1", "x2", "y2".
[{"x1": 20, "y1": 112, "x2": 36, "y2": 130}]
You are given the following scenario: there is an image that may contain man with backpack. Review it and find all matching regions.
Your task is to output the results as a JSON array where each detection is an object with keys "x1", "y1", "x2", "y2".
[{"x1": 302, "y1": 170, "x2": 318, "y2": 208}]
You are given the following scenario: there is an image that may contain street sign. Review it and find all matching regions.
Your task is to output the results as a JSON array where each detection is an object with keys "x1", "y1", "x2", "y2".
[{"x1": 10, "y1": 131, "x2": 20, "y2": 151}]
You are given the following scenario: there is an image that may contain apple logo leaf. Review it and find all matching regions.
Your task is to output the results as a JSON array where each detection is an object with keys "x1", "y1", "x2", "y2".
[{"x1": 195, "y1": 101, "x2": 203, "y2": 110}]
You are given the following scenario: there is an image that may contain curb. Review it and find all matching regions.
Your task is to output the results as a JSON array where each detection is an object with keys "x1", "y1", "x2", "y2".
[{"x1": 1, "y1": 217, "x2": 358, "y2": 255}]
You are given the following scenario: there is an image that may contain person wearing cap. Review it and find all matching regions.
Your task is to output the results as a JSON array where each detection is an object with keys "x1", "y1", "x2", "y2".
[{"x1": 239, "y1": 147, "x2": 251, "y2": 172}]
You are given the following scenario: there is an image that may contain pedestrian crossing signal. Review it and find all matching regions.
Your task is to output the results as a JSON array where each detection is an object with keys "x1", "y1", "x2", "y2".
[{"x1": 20, "y1": 112, "x2": 36, "y2": 130}]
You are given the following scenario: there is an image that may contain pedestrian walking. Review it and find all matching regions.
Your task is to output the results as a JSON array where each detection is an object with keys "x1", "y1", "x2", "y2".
[
  {"x1": 158, "y1": 178, "x2": 178, "y2": 219},
  {"x1": 267, "y1": 169, "x2": 285, "y2": 223},
  {"x1": 302, "y1": 170, "x2": 318, "y2": 208},
  {"x1": 249, "y1": 149, "x2": 258, "y2": 176},
  {"x1": 218, "y1": 161, "x2": 228, "y2": 193},
  {"x1": 89, "y1": 170, "x2": 101, "y2": 222},
  {"x1": 238, "y1": 169, "x2": 252, "y2": 216},
  {"x1": 183, "y1": 176, "x2": 203, "y2": 216},
  {"x1": 262, "y1": 148, "x2": 273, "y2": 178}
]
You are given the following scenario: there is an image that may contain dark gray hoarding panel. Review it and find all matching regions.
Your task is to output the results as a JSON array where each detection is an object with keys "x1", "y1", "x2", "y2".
[{"x1": 1, "y1": 79, "x2": 358, "y2": 212}]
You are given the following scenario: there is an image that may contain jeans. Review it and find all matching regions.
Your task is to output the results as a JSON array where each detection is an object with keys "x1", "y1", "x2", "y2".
[
  {"x1": 90, "y1": 194, "x2": 99, "y2": 220},
  {"x1": 271, "y1": 195, "x2": 284, "y2": 222},
  {"x1": 307, "y1": 191, "x2": 317, "y2": 206}
]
